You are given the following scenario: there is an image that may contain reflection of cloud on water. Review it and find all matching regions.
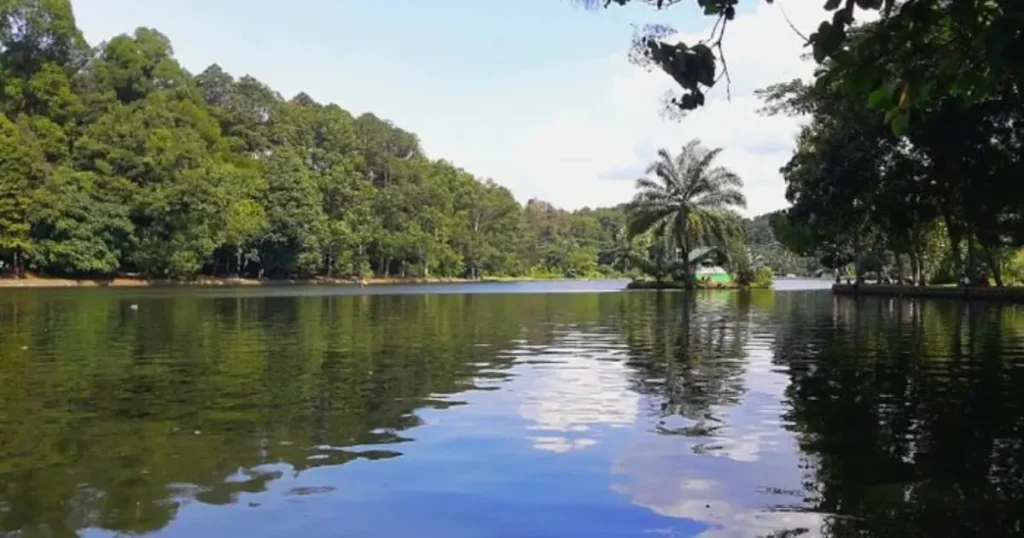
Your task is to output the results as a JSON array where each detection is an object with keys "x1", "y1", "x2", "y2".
[
  {"x1": 611, "y1": 331, "x2": 826, "y2": 537},
  {"x1": 610, "y1": 468, "x2": 825, "y2": 538},
  {"x1": 652, "y1": 499, "x2": 824, "y2": 538},
  {"x1": 513, "y1": 331, "x2": 640, "y2": 453},
  {"x1": 530, "y1": 436, "x2": 598, "y2": 453}
]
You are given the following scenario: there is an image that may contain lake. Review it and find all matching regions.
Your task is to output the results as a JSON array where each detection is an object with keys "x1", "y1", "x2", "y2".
[{"x1": 1, "y1": 280, "x2": 1021, "y2": 537}]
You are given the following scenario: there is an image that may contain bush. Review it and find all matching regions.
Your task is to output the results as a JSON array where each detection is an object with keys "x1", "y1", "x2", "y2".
[
  {"x1": 734, "y1": 267, "x2": 752, "y2": 285},
  {"x1": 1005, "y1": 249, "x2": 1024, "y2": 285},
  {"x1": 752, "y1": 266, "x2": 773, "y2": 288}
]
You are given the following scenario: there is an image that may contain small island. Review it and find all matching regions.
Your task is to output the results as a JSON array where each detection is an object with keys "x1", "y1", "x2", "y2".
[{"x1": 614, "y1": 142, "x2": 780, "y2": 291}]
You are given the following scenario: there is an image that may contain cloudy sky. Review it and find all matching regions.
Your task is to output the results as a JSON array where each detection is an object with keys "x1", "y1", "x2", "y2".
[{"x1": 70, "y1": 0, "x2": 826, "y2": 216}]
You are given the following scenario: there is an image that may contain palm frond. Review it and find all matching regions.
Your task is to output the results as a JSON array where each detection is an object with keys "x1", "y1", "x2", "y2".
[
  {"x1": 634, "y1": 176, "x2": 665, "y2": 195},
  {"x1": 695, "y1": 146, "x2": 724, "y2": 173},
  {"x1": 627, "y1": 138, "x2": 746, "y2": 268},
  {"x1": 653, "y1": 148, "x2": 681, "y2": 189},
  {"x1": 697, "y1": 188, "x2": 747, "y2": 209},
  {"x1": 626, "y1": 204, "x2": 676, "y2": 239},
  {"x1": 704, "y1": 166, "x2": 743, "y2": 189}
]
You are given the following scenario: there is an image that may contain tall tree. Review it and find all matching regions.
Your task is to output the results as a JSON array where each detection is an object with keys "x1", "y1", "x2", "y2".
[
  {"x1": 625, "y1": 139, "x2": 746, "y2": 284},
  {"x1": 0, "y1": 114, "x2": 43, "y2": 273}
]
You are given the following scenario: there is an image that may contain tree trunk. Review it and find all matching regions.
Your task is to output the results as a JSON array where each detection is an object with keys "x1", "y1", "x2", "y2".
[
  {"x1": 908, "y1": 226, "x2": 920, "y2": 284},
  {"x1": 908, "y1": 240, "x2": 921, "y2": 285},
  {"x1": 921, "y1": 250, "x2": 929, "y2": 284},
  {"x1": 917, "y1": 244, "x2": 928, "y2": 285},
  {"x1": 943, "y1": 211, "x2": 964, "y2": 277},
  {"x1": 893, "y1": 250, "x2": 904, "y2": 284},
  {"x1": 852, "y1": 236, "x2": 862, "y2": 282},
  {"x1": 967, "y1": 228, "x2": 975, "y2": 277},
  {"x1": 13, "y1": 250, "x2": 20, "y2": 277},
  {"x1": 984, "y1": 246, "x2": 1003, "y2": 286}
]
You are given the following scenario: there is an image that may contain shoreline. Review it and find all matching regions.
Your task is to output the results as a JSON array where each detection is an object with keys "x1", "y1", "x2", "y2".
[
  {"x1": 625, "y1": 280, "x2": 770, "y2": 290},
  {"x1": 0, "y1": 275, "x2": 597, "y2": 290},
  {"x1": 833, "y1": 283, "x2": 1024, "y2": 302}
]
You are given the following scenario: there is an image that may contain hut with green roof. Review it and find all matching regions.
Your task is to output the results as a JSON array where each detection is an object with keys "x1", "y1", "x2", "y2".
[{"x1": 688, "y1": 247, "x2": 733, "y2": 284}]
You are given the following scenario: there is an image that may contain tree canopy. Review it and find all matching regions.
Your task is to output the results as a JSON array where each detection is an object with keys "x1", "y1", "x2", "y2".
[{"x1": 761, "y1": 16, "x2": 1024, "y2": 285}]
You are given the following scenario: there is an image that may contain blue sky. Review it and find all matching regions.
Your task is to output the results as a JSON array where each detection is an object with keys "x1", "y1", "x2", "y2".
[{"x1": 70, "y1": 0, "x2": 829, "y2": 215}]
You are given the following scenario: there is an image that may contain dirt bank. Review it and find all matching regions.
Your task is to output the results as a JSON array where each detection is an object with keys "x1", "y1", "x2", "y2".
[{"x1": 0, "y1": 275, "x2": 489, "y2": 289}]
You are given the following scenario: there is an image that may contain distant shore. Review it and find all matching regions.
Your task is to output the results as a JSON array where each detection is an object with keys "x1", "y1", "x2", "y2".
[
  {"x1": 833, "y1": 283, "x2": 1024, "y2": 302},
  {"x1": 0, "y1": 275, "x2": 563, "y2": 289}
]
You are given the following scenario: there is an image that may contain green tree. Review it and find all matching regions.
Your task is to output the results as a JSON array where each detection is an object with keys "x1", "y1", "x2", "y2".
[
  {"x1": 260, "y1": 148, "x2": 326, "y2": 277},
  {"x1": 0, "y1": 114, "x2": 42, "y2": 273},
  {"x1": 760, "y1": 18, "x2": 1024, "y2": 286},
  {"x1": 0, "y1": 0, "x2": 88, "y2": 82},
  {"x1": 625, "y1": 139, "x2": 746, "y2": 284},
  {"x1": 30, "y1": 168, "x2": 132, "y2": 274}
]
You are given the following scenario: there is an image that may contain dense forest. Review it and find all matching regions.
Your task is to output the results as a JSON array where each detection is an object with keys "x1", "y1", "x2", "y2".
[{"x1": 0, "y1": 1, "x2": 675, "y2": 281}]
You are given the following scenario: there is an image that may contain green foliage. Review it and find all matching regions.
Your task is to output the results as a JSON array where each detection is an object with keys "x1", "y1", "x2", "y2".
[
  {"x1": 751, "y1": 266, "x2": 773, "y2": 288},
  {"x1": 564, "y1": 246, "x2": 600, "y2": 278},
  {"x1": 0, "y1": 1, "x2": 640, "y2": 280},
  {"x1": 727, "y1": 242, "x2": 773, "y2": 288},
  {"x1": 760, "y1": 16, "x2": 1024, "y2": 286},
  {"x1": 746, "y1": 211, "x2": 821, "y2": 276},
  {"x1": 625, "y1": 139, "x2": 746, "y2": 283},
  {"x1": 1003, "y1": 249, "x2": 1024, "y2": 286},
  {"x1": 0, "y1": 113, "x2": 42, "y2": 271},
  {"x1": 30, "y1": 168, "x2": 132, "y2": 274}
]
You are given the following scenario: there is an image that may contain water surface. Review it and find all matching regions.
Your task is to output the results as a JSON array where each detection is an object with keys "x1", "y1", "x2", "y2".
[{"x1": 2, "y1": 281, "x2": 1022, "y2": 537}]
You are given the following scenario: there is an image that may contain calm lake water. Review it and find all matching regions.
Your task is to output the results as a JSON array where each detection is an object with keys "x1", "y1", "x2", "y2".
[{"x1": 2, "y1": 279, "x2": 1022, "y2": 537}]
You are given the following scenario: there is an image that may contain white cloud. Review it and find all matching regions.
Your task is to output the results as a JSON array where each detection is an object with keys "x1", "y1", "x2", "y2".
[
  {"x1": 515, "y1": 332, "x2": 639, "y2": 453},
  {"x1": 490, "y1": 0, "x2": 834, "y2": 216}
]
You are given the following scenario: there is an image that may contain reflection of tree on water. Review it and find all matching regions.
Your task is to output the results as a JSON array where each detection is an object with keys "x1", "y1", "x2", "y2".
[
  {"x1": 611, "y1": 291, "x2": 827, "y2": 538},
  {"x1": 618, "y1": 291, "x2": 750, "y2": 430},
  {"x1": 0, "y1": 293, "x2": 532, "y2": 537},
  {"x1": 772, "y1": 294, "x2": 1024, "y2": 537}
]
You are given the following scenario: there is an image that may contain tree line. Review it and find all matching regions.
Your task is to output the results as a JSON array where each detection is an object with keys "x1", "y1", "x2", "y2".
[{"x1": 0, "y1": 1, "x2": 656, "y2": 280}]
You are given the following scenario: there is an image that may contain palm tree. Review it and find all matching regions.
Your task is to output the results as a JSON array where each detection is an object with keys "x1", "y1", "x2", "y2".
[{"x1": 626, "y1": 139, "x2": 747, "y2": 285}]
